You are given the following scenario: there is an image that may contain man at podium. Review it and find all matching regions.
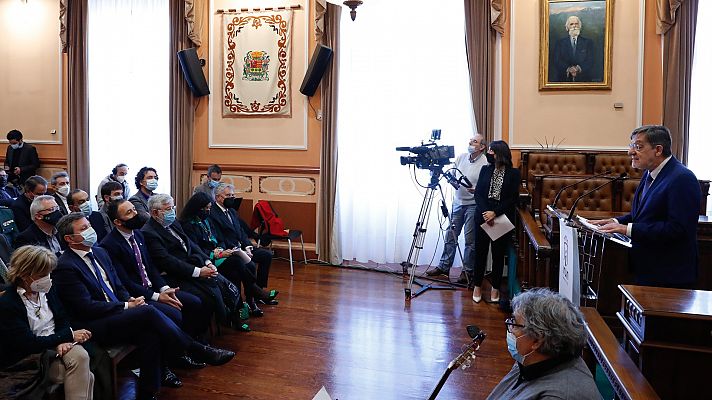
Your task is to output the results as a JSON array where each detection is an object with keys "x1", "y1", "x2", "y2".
[{"x1": 591, "y1": 125, "x2": 700, "y2": 288}]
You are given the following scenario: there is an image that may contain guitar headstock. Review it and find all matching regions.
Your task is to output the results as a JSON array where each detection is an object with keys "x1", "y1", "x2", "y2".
[{"x1": 450, "y1": 325, "x2": 487, "y2": 370}]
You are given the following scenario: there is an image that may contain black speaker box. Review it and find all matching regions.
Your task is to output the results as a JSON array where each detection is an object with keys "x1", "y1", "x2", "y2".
[
  {"x1": 300, "y1": 44, "x2": 333, "y2": 97},
  {"x1": 177, "y1": 48, "x2": 210, "y2": 97}
]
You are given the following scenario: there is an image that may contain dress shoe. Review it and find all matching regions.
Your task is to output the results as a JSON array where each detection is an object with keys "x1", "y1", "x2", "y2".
[
  {"x1": 190, "y1": 344, "x2": 235, "y2": 366},
  {"x1": 172, "y1": 355, "x2": 206, "y2": 370},
  {"x1": 489, "y1": 289, "x2": 500, "y2": 303},
  {"x1": 472, "y1": 287, "x2": 482, "y2": 303},
  {"x1": 248, "y1": 302, "x2": 264, "y2": 317},
  {"x1": 426, "y1": 268, "x2": 448, "y2": 277},
  {"x1": 258, "y1": 298, "x2": 279, "y2": 305},
  {"x1": 161, "y1": 367, "x2": 182, "y2": 388}
]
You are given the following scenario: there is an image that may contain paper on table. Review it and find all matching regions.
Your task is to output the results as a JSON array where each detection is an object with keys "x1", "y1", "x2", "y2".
[{"x1": 480, "y1": 214, "x2": 515, "y2": 241}]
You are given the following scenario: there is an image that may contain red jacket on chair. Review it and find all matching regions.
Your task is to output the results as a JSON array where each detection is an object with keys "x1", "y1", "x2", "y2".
[{"x1": 251, "y1": 200, "x2": 289, "y2": 237}]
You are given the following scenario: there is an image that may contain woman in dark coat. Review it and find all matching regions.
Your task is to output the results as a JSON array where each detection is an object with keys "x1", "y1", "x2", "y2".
[{"x1": 472, "y1": 140, "x2": 521, "y2": 303}]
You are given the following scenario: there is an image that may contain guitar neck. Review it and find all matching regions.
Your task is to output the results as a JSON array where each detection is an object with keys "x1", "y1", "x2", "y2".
[{"x1": 427, "y1": 367, "x2": 454, "y2": 400}]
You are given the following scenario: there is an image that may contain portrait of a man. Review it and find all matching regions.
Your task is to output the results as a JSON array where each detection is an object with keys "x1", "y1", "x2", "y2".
[{"x1": 540, "y1": 0, "x2": 612, "y2": 90}]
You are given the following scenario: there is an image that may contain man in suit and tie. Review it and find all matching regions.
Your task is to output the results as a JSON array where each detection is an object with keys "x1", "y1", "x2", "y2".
[
  {"x1": 52, "y1": 213, "x2": 235, "y2": 400},
  {"x1": 100, "y1": 199, "x2": 211, "y2": 344},
  {"x1": 141, "y1": 193, "x2": 228, "y2": 324},
  {"x1": 11, "y1": 175, "x2": 47, "y2": 232},
  {"x1": 67, "y1": 189, "x2": 110, "y2": 243},
  {"x1": 4, "y1": 129, "x2": 40, "y2": 187},
  {"x1": 49, "y1": 171, "x2": 71, "y2": 215},
  {"x1": 14, "y1": 195, "x2": 64, "y2": 254},
  {"x1": 97, "y1": 181, "x2": 124, "y2": 238},
  {"x1": 0, "y1": 170, "x2": 20, "y2": 206},
  {"x1": 210, "y1": 183, "x2": 274, "y2": 300},
  {"x1": 592, "y1": 125, "x2": 701, "y2": 288},
  {"x1": 550, "y1": 16, "x2": 595, "y2": 82}
]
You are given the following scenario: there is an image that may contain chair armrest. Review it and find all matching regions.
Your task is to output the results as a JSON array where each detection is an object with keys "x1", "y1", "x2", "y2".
[{"x1": 518, "y1": 207, "x2": 551, "y2": 255}]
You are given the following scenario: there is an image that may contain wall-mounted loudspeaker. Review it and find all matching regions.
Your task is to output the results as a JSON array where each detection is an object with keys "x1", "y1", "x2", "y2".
[
  {"x1": 177, "y1": 48, "x2": 210, "y2": 97},
  {"x1": 299, "y1": 44, "x2": 333, "y2": 97}
]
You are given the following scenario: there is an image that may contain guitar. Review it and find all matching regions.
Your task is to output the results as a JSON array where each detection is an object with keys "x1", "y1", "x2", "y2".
[{"x1": 427, "y1": 325, "x2": 487, "y2": 400}]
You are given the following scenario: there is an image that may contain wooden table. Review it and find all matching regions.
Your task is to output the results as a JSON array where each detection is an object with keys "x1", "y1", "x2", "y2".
[{"x1": 617, "y1": 285, "x2": 712, "y2": 400}]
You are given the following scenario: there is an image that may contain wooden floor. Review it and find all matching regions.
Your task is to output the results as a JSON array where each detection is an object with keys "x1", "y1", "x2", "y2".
[{"x1": 121, "y1": 261, "x2": 514, "y2": 400}]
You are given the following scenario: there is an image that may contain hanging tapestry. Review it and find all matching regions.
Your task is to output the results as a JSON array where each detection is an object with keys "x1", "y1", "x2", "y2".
[{"x1": 222, "y1": 10, "x2": 293, "y2": 117}]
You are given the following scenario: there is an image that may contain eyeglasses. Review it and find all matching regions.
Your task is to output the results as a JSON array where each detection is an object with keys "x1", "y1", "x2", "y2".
[
  {"x1": 504, "y1": 316, "x2": 525, "y2": 334},
  {"x1": 628, "y1": 142, "x2": 646, "y2": 151},
  {"x1": 40, "y1": 207, "x2": 60, "y2": 214}
]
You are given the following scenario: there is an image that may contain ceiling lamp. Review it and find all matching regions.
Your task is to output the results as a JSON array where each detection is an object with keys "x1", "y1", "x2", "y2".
[{"x1": 343, "y1": 0, "x2": 363, "y2": 21}]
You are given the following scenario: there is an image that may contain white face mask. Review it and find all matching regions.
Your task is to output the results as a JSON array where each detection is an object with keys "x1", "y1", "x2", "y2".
[
  {"x1": 30, "y1": 275, "x2": 52, "y2": 293},
  {"x1": 116, "y1": 175, "x2": 125, "y2": 183},
  {"x1": 57, "y1": 185, "x2": 71, "y2": 197}
]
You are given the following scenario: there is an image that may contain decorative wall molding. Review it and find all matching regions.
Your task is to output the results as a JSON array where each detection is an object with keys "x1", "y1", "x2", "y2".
[{"x1": 193, "y1": 162, "x2": 319, "y2": 175}]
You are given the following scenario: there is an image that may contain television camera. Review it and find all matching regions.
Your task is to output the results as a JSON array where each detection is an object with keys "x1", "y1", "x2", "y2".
[{"x1": 396, "y1": 129, "x2": 455, "y2": 171}]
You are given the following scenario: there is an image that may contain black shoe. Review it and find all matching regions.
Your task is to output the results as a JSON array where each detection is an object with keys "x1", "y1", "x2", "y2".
[
  {"x1": 161, "y1": 367, "x2": 182, "y2": 388},
  {"x1": 426, "y1": 268, "x2": 448, "y2": 277},
  {"x1": 172, "y1": 355, "x2": 206, "y2": 370},
  {"x1": 248, "y1": 302, "x2": 264, "y2": 317},
  {"x1": 190, "y1": 344, "x2": 235, "y2": 366},
  {"x1": 258, "y1": 298, "x2": 279, "y2": 305}
]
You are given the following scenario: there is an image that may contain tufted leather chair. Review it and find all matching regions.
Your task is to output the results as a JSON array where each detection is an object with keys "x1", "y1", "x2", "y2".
[
  {"x1": 592, "y1": 153, "x2": 643, "y2": 179},
  {"x1": 525, "y1": 152, "x2": 588, "y2": 190},
  {"x1": 534, "y1": 175, "x2": 615, "y2": 224}
]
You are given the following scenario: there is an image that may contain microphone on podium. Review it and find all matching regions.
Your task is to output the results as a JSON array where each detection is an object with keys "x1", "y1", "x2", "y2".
[
  {"x1": 567, "y1": 172, "x2": 628, "y2": 222},
  {"x1": 552, "y1": 170, "x2": 612, "y2": 209}
]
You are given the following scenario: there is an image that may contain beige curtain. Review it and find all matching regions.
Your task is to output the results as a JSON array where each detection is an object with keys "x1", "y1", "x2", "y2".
[
  {"x1": 169, "y1": 0, "x2": 196, "y2": 210},
  {"x1": 317, "y1": 3, "x2": 341, "y2": 264},
  {"x1": 464, "y1": 0, "x2": 505, "y2": 142},
  {"x1": 658, "y1": 0, "x2": 698, "y2": 163},
  {"x1": 67, "y1": 0, "x2": 90, "y2": 189},
  {"x1": 185, "y1": 0, "x2": 205, "y2": 47}
]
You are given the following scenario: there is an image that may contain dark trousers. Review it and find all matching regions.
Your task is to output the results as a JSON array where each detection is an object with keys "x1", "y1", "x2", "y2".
[
  {"x1": 166, "y1": 276, "x2": 226, "y2": 326},
  {"x1": 473, "y1": 226, "x2": 511, "y2": 290},
  {"x1": 216, "y1": 255, "x2": 263, "y2": 300},
  {"x1": 149, "y1": 290, "x2": 203, "y2": 337},
  {"x1": 84, "y1": 305, "x2": 193, "y2": 396},
  {"x1": 251, "y1": 248, "x2": 272, "y2": 288}
]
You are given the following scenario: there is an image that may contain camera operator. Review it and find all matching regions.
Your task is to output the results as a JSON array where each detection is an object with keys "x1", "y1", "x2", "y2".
[{"x1": 426, "y1": 134, "x2": 488, "y2": 284}]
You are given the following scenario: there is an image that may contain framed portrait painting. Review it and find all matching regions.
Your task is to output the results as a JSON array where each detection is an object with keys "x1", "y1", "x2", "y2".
[{"x1": 539, "y1": 0, "x2": 614, "y2": 90}]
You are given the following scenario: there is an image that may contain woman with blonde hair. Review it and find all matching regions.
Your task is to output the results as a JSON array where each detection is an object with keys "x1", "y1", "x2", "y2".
[{"x1": 0, "y1": 245, "x2": 94, "y2": 399}]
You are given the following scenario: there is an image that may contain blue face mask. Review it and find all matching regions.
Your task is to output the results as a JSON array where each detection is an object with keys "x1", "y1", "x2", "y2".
[
  {"x1": 162, "y1": 208, "x2": 176, "y2": 226},
  {"x1": 79, "y1": 201, "x2": 92, "y2": 217},
  {"x1": 208, "y1": 179, "x2": 220, "y2": 189},
  {"x1": 80, "y1": 227, "x2": 98, "y2": 247},
  {"x1": 506, "y1": 331, "x2": 531, "y2": 364},
  {"x1": 145, "y1": 178, "x2": 158, "y2": 191},
  {"x1": 10, "y1": 143, "x2": 20, "y2": 150}
]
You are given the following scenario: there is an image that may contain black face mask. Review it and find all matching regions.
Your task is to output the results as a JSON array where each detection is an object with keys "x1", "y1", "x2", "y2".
[
  {"x1": 223, "y1": 197, "x2": 237, "y2": 209},
  {"x1": 42, "y1": 210, "x2": 63, "y2": 226},
  {"x1": 121, "y1": 213, "x2": 149, "y2": 230},
  {"x1": 486, "y1": 153, "x2": 496, "y2": 164},
  {"x1": 0, "y1": 176, "x2": 6, "y2": 187},
  {"x1": 198, "y1": 210, "x2": 210, "y2": 220}
]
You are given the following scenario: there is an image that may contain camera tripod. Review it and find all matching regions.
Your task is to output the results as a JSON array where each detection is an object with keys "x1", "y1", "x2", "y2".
[{"x1": 402, "y1": 170, "x2": 458, "y2": 300}]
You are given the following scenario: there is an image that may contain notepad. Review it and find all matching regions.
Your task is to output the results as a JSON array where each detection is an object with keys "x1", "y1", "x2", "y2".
[{"x1": 480, "y1": 215, "x2": 515, "y2": 241}]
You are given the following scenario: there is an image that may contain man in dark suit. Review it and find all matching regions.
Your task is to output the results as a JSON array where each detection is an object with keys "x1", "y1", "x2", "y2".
[
  {"x1": 0, "y1": 170, "x2": 20, "y2": 207},
  {"x1": 67, "y1": 189, "x2": 109, "y2": 243},
  {"x1": 550, "y1": 15, "x2": 595, "y2": 82},
  {"x1": 100, "y1": 199, "x2": 210, "y2": 341},
  {"x1": 49, "y1": 171, "x2": 71, "y2": 215},
  {"x1": 11, "y1": 175, "x2": 47, "y2": 232},
  {"x1": 4, "y1": 129, "x2": 40, "y2": 187},
  {"x1": 52, "y1": 213, "x2": 235, "y2": 400},
  {"x1": 210, "y1": 183, "x2": 274, "y2": 294},
  {"x1": 14, "y1": 195, "x2": 63, "y2": 254},
  {"x1": 141, "y1": 193, "x2": 228, "y2": 324},
  {"x1": 592, "y1": 125, "x2": 701, "y2": 288}
]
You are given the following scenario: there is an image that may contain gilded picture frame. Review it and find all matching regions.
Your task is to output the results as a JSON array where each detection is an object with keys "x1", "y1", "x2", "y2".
[{"x1": 539, "y1": 0, "x2": 614, "y2": 90}]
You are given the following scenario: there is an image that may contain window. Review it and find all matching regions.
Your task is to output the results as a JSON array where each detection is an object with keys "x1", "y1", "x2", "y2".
[{"x1": 88, "y1": 0, "x2": 170, "y2": 203}]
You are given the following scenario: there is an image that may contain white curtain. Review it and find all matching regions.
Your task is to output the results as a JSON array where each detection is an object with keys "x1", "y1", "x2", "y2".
[
  {"x1": 88, "y1": 0, "x2": 170, "y2": 204},
  {"x1": 335, "y1": 0, "x2": 476, "y2": 265},
  {"x1": 689, "y1": 0, "x2": 712, "y2": 214}
]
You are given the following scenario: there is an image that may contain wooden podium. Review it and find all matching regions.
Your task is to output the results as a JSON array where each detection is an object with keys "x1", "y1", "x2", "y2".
[{"x1": 617, "y1": 285, "x2": 712, "y2": 400}]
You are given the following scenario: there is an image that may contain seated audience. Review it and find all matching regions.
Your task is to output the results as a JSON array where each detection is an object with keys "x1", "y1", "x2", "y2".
[
  {"x1": 487, "y1": 288, "x2": 600, "y2": 399},
  {"x1": 15, "y1": 195, "x2": 63, "y2": 255},
  {"x1": 97, "y1": 163, "x2": 131, "y2": 209},
  {"x1": 97, "y1": 181, "x2": 124, "y2": 237},
  {"x1": 472, "y1": 140, "x2": 520, "y2": 303},
  {"x1": 141, "y1": 194, "x2": 228, "y2": 325},
  {"x1": 180, "y1": 192, "x2": 278, "y2": 318},
  {"x1": 210, "y1": 183, "x2": 274, "y2": 300},
  {"x1": 0, "y1": 169, "x2": 20, "y2": 206},
  {"x1": 4, "y1": 129, "x2": 40, "y2": 187},
  {"x1": 52, "y1": 213, "x2": 234, "y2": 399},
  {"x1": 49, "y1": 171, "x2": 71, "y2": 215},
  {"x1": 193, "y1": 164, "x2": 222, "y2": 200},
  {"x1": 0, "y1": 245, "x2": 94, "y2": 400},
  {"x1": 11, "y1": 175, "x2": 48, "y2": 232},
  {"x1": 100, "y1": 199, "x2": 211, "y2": 341},
  {"x1": 67, "y1": 189, "x2": 109, "y2": 243},
  {"x1": 129, "y1": 167, "x2": 159, "y2": 217}
]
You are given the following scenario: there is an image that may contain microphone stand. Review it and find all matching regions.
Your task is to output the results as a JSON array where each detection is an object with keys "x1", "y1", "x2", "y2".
[
  {"x1": 552, "y1": 170, "x2": 612, "y2": 209},
  {"x1": 567, "y1": 173, "x2": 627, "y2": 223}
]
